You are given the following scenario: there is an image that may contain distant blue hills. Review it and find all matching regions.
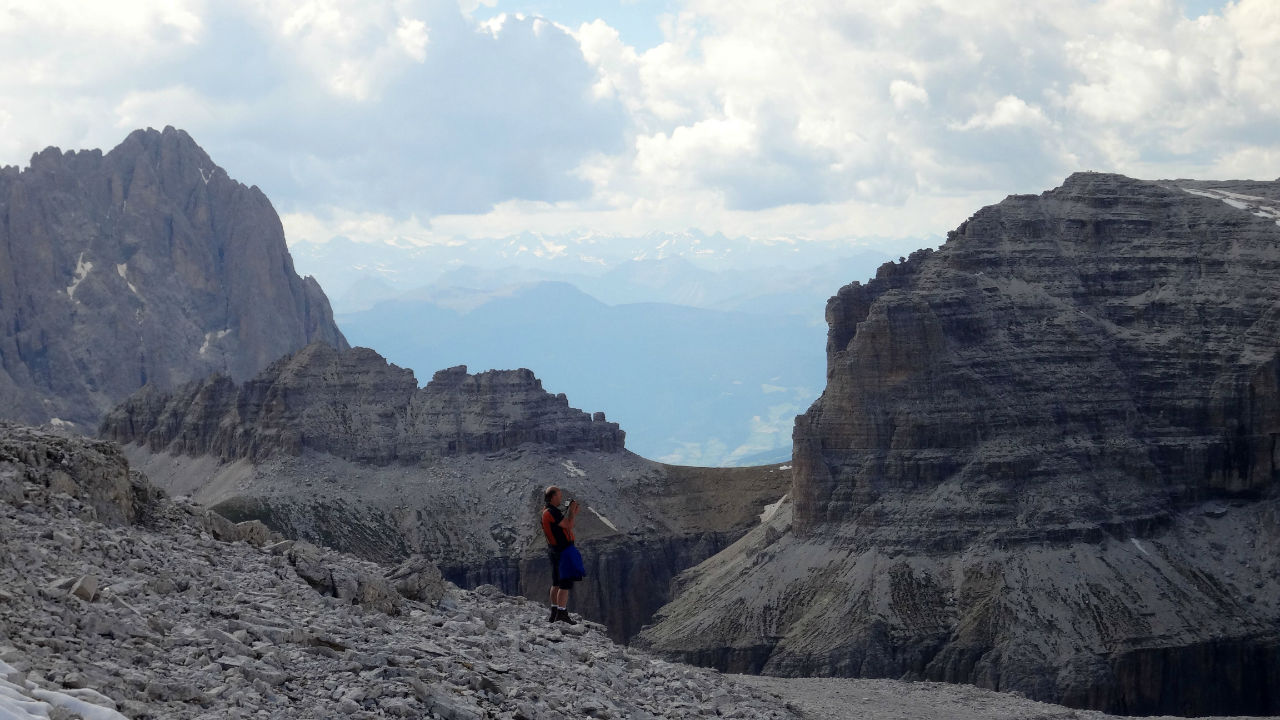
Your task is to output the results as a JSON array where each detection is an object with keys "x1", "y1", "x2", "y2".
[
  {"x1": 292, "y1": 234, "x2": 902, "y2": 465},
  {"x1": 337, "y1": 281, "x2": 826, "y2": 465}
]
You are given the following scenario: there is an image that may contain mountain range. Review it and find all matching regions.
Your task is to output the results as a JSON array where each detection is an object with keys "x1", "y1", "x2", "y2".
[
  {"x1": 288, "y1": 232, "x2": 896, "y2": 315},
  {"x1": 290, "y1": 236, "x2": 892, "y2": 465},
  {"x1": 4, "y1": 125, "x2": 1279, "y2": 717}
]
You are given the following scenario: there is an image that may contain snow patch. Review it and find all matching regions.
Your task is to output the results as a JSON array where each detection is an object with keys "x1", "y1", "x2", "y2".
[
  {"x1": 1, "y1": 663, "x2": 129, "y2": 720},
  {"x1": 30, "y1": 688, "x2": 129, "y2": 720},
  {"x1": 760, "y1": 493, "x2": 789, "y2": 523},
  {"x1": 198, "y1": 166, "x2": 212, "y2": 184},
  {"x1": 588, "y1": 506, "x2": 619, "y2": 532},
  {"x1": 65, "y1": 252, "x2": 93, "y2": 301},
  {"x1": 115, "y1": 263, "x2": 139, "y2": 294},
  {"x1": 48, "y1": 418, "x2": 72, "y2": 428},
  {"x1": 1182, "y1": 187, "x2": 1280, "y2": 227},
  {"x1": 1130, "y1": 538, "x2": 1150, "y2": 556},
  {"x1": 561, "y1": 460, "x2": 586, "y2": 478},
  {"x1": 199, "y1": 329, "x2": 231, "y2": 355},
  {"x1": 777, "y1": 464, "x2": 791, "y2": 471}
]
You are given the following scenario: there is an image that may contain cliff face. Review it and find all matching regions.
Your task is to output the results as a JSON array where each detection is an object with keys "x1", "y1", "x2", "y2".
[
  {"x1": 0, "y1": 127, "x2": 346, "y2": 430},
  {"x1": 795, "y1": 173, "x2": 1280, "y2": 537},
  {"x1": 637, "y1": 174, "x2": 1280, "y2": 715},
  {"x1": 100, "y1": 342, "x2": 625, "y2": 463}
]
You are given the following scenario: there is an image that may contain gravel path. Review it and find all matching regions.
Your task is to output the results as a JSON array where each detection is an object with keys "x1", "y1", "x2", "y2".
[{"x1": 734, "y1": 675, "x2": 1274, "y2": 720}]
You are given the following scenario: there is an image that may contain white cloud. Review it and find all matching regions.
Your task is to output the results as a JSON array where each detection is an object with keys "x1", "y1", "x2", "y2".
[
  {"x1": 113, "y1": 86, "x2": 246, "y2": 133},
  {"x1": 953, "y1": 96, "x2": 1052, "y2": 131},
  {"x1": 1, "y1": 0, "x2": 1277, "y2": 259},
  {"x1": 281, "y1": 207, "x2": 460, "y2": 247},
  {"x1": 396, "y1": 17, "x2": 430, "y2": 61},
  {"x1": 890, "y1": 80, "x2": 929, "y2": 110}
]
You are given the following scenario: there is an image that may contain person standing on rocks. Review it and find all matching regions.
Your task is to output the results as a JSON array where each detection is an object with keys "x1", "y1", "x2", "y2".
[{"x1": 542, "y1": 485, "x2": 580, "y2": 624}]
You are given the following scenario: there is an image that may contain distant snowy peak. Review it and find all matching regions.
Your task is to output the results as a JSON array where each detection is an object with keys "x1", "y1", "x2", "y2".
[
  {"x1": 1180, "y1": 186, "x2": 1280, "y2": 227},
  {"x1": 291, "y1": 231, "x2": 898, "y2": 315},
  {"x1": 291, "y1": 229, "x2": 903, "y2": 275}
]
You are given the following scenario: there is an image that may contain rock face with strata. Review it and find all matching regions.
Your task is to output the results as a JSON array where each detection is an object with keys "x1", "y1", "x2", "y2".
[
  {"x1": 636, "y1": 173, "x2": 1280, "y2": 716},
  {"x1": 0, "y1": 126, "x2": 347, "y2": 431},
  {"x1": 100, "y1": 342, "x2": 625, "y2": 462}
]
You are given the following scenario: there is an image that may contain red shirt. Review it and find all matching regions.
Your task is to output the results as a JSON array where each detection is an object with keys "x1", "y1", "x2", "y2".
[{"x1": 541, "y1": 505, "x2": 575, "y2": 548}]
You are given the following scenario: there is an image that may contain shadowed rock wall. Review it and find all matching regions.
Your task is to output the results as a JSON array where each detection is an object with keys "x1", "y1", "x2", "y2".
[
  {"x1": 637, "y1": 173, "x2": 1280, "y2": 715},
  {"x1": 0, "y1": 126, "x2": 346, "y2": 430}
]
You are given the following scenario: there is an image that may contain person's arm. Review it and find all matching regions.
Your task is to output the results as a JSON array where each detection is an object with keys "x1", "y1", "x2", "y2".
[{"x1": 558, "y1": 500, "x2": 579, "y2": 531}]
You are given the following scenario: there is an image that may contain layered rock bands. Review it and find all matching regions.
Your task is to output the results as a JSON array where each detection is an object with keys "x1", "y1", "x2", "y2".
[
  {"x1": 100, "y1": 342, "x2": 624, "y2": 462},
  {"x1": 637, "y1": 173, "x2": 1280, "y2": 716}
]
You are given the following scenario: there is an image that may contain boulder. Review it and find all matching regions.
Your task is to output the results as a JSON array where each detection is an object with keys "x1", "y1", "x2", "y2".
[
  {"x1": 0, "y1": 422, "x2": 158, "y2": 526},
  {"x1": 386, "y1": 555, "x2": 446, "y2": 605}
]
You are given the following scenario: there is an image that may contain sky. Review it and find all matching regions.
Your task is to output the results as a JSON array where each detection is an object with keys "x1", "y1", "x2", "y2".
[{"x1": 0, "y1": 0, "x2": 1270, "y2": 260}]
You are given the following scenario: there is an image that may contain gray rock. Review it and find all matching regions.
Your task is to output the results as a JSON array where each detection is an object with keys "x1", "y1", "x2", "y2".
[
  {"x1": 102, "y1": 346, "x2": 625, "y2": 464},
  {"x1": 69, "y1": 575, "x2": 98, "y2": 602},
  {"x1": 0, "y1": 126, "x2": 347, "y2": 430},
  {"x1": 387, "y1": 556, "x2": 446, "y2": 605},
  {"x1": 638, "y1": 173, "x2": 1280, "y2": 717},
  {"x1": 0, "y1": 423, "x2": 155, "y2": 525},
  {"x1": 232, "y1": 519, "x2": 276, "y2": 547}
]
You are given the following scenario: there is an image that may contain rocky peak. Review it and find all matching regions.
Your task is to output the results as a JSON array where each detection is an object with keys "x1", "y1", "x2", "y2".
[
  {"x1": 639, "y1": 174, "x2": 1280, "y2": 715},
  {"x1": 0, "y1": 127, "x2": 347, "y2": 430},
  {"x1": 101, "y1": 342, "x2": 625, "y2": 463},
  {"x1": 799, "y1": 172, "x2": 1280, "y2": 536}
]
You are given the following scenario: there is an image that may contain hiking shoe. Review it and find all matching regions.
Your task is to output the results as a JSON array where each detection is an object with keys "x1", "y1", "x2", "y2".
[
  {"x1": 556, "y1": 609, "x2": 577, "y2": 625},
  {"x1": 549, "y1": 606, "x2": 559, "y2": 623}
]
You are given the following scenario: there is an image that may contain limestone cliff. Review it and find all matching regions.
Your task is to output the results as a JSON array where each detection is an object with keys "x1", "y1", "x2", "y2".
[
  {"x1": 100, "y1": 342, "x2": 624, "y2": 462},
  {"x1": 636, "y1": 173, "x2": 1280, "y2": 716},
  {"x1": 0, "y1": 127, "x2": 347, "y2": 431}
]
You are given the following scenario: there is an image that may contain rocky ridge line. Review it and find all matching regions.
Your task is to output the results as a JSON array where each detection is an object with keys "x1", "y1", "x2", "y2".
[{"x1": 100, "y1": 342, "x2": 623, "y2": 464}]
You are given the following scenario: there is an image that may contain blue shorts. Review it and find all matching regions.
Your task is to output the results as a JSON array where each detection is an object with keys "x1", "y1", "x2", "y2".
[{"x1": 548, "y1": 546, "x2": 575, "y2": 590}]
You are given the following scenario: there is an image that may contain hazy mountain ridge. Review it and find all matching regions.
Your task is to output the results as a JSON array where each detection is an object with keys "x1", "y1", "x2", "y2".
[
  {"x1": 292, "y1": 234, "x2": 894, "y2": 315},
  {"x1": 290, "y1": 233, "x2": 892, "y2": 465}
]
